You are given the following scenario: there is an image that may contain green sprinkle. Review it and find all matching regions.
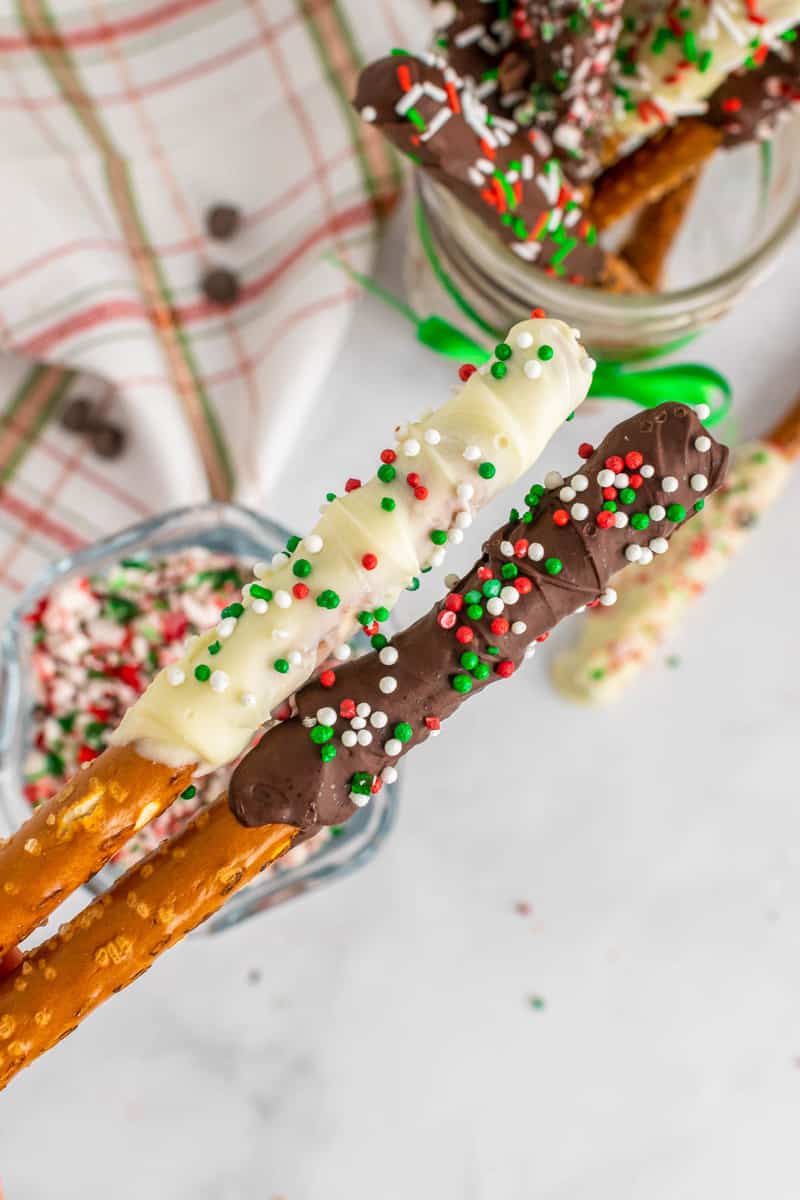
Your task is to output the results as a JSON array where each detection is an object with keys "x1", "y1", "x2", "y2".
[
  {"x1": 381, "y1": 497, "x2": 396, "y2": 512},
  {"x1": 460, "y1": 651, "x2": 479, "y2": 671},
  {"x1": 780, "y1": 27, "x2": 797, "y2": 40},
  {"x1": 683, "y1": 30, "x2": 697, "y2": 60},
  {"x1": 407, "y1": 577, "x2": 420, "y2": 592},
  {"x1": 509, "y1": 507, "x2": 520, "y2": 523},
  {"x1": 390, "y1": 47, "x2": 412, "y2": 55},
  {"x1": 529, "y1": 995, "x2": 546, "y2": 1011},
  {"x1": 698, "y1": 48, "x2": 713, "y2": 71},
  {"x1": 394, "y1": 722, "x2": 413, "y2": 743},
  {"x1": 194, "y1": 665, "x2": 211, "y2": 682},
  {"x1": 357, "y1": 611, "x2": 372, "y2": 626},
  {"x1": 350, "y1": 771, "x2": 373, "y2": 795},
  {"x1": 465, "y1": 590, "x2": 482, "y2": 605},
  {"x1": 120, "y1": 559, "x2": 153, "y2": 570},
  {"x1": 58, "y1": 712, "x2": 77, "y2": 733},
  {"x1": 473, "y1": 662, "x2": 491, "y2": 681},
  {"x1": 466, "y1": 604, "x2": 483, "y2": 621},
  {"x1": 501, "y1": 563, "x2": 519, "y2": 580},
  {"x1": 631, "y1": 513, "x2": 650, "y2": 531},
  {"x1": 651, "y1": 26, "x2": 671, "y2": 53},
  {"x1": 544, "y1": 557, "x2": 563, "y2": 576},
  {"x1": 103, "y1": 596, "x2": 139, "y2": 623},
  {"x1": 250, "y1": 584, "x2": 272, "y2": 601},
  {"x1": 482, "y1": 579, "x2": 502, "y2": 598},
  {"x1": 530, "y1": 484, "x2": 545, "y2": 498},
  {"x1": 590, "y1": 667, "x2": 605, "y2": 681},
  {"x1": 208, "y1": 641, "x2": 221, "y2": 655},
  {"x1": 407, "y1": 107, "x2": 426, "y2": 132},
  {"x1": 374, "y1": 606, "x2": 390, "y2": 622},
  {"x1": 495, "y1": 342, "x2": 512, "y2": 361},
  {"x1": 602, "y1": 500, "x2": 617, "y2": 513},
  {"x1": 310, "y1": 725, "x2": 333, "y2": 745},
  {"x1": 522, "y1": 511, "x2": 534, "y2": 523},
  {"x1": 667, "y1": 503, "x2": 687, "y2": 521},
  {"x1": 478, "y1": 462, "x2": 496, "y2": 479},
  {"x1": 330, "y1": 825, "x2": 345, "y2": 838},
  {"x1": 326, "y1": 492, "x2": 337, "y2": 503},
  {"x1": 317, "y1": 589, "x2": 340, "y2": 609},
  {"x1": 431, "y1": 529, "x2": 447, "y2": 546},
  {"x1": 491, "y1": 362, "x2": 507, "y2": 380},
  {"x1": 273, "y1": 658, "x2": 290, "y2": 674},
  {"x1": 377, "y1": 463, "x2": 396, "y2": 483},
  {"x1": 618, "y1": 487, "x2": 636, "y2": 505},
  {"x1": 566, "y1": 411, "x2": 575, "y2": 422},
  {"x1": 320, "y1": 743, "x2": 337, "y2": 763},
  {"x1": 181, "y1": 785, "x2": 197, "y2": 800},
  {"x1": 538, "y1": 344, "x2": 554, "y2": 361},
  {"x1": 451, "y1": 674, "x2": 473, "y2": 694},
  {"x1": 371, "y1": 634, "x2": 388, "y2": 651},
  {"x1": 85, "y1": 720, "x2": 107, "y2": 741},
  {"x1": 221, "y1": 602, "x2": 244, "y2": 619},
  {"x1": 45, "y1": 750, "x2": 65, "y2": 776},
  {"x1": 486, "y1": 645, "x2": 499, "y2": 657},
  {"x1": 694, "y1": 499, "x2": 705, "y2": 512},
  {"x1": 286, "y1": 535, "x2": 301, "y2": 553},
  {"x1": 292, "y1": 559, "x2": 312, "y2": 578}
]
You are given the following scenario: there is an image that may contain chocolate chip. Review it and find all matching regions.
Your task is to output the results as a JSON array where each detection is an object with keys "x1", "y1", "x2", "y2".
[
  {"x1": 90, "y1": 423, "x2": 126, "y2": 459},
  {"x1": 206, "y1": 204, "x2": 241, "y2": 240},
  {"x1": 202, "y1": 267, "x2": 240, "y2": 307},
  {"x1": 60, "y1": 397, "x2": 99, "y2": 433}
]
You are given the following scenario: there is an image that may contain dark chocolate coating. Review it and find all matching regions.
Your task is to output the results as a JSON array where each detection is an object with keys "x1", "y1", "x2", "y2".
[
  {"x1": 230, "y1": 403, "x2": 728, "y2": 831},
  {"x1": 354, "y1": 53, "x2": 608, "y2": 284},
  {"x1": 705, "y1": 33, "x2": 799, "y2": 146}
]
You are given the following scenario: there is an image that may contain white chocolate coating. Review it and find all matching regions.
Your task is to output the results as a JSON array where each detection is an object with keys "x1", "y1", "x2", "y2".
[
  {"x1": 113, "y1": 318, "x2": 592, "y2": 767},
  {"x1": 552, "y1": 441, "x2": 790, "y2": 704},
  {"x1": 614, "y1": 0, "x2": 800, "y2": 139}
]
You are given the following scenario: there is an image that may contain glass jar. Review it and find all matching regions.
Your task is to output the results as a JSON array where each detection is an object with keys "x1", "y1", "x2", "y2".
[
  {"x1": 407, "y1": 117, "x2": 800, "y2": 360},
  {"x1": 0, "y1": 502, "x2": 399, "y2": 935}
]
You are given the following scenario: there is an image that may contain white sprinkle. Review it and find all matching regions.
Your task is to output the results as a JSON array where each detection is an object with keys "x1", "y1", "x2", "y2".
[
  {"x1": 370, "y1": 711, "x2": 388, "y2": 729},
  {"x1": 572, "y1": 474, "x2": 588, "y2": 492},
  {"x1": 350, "y1": 792, "x2": 370, "y2": 808},
  {"x1": 690, "y1": 474, "x2": 708, "y2": 492},
  {"x1": 350, "y1": 716, "x2": 366, "y2": 731},
  {"x1": 571, "y1": 502, "x2": 589, "y2": 521},
  {"x1": 600, "y1": 588, "x2": 617, "y2": 607},
  {"x1": 649, "y1": 504, "x2": 666, "y2": 521},
  {"x1": 463, "y1": 444, "x2": 481, "y2": 461},
  {"x1": 379, "y1": 647, "x2": 399, "y2": 667},
  {"x1": 271, "y1": 552, "x2": 288, "y2": 568},
  {"x1": 640, "y1": 464, "x2": 655, "y2": 479},
  {"x1": 445, "y1": 574, "x2": 460, "y2": 589},
  {"x1": 694, "y1": 435, "x2": 711, "y2": 453},
  {"x1": 385, "y1": 738, "x2": 403, "y2": 757},
  {"x1": 382, "y1": 765, "x2": 398, "y2": 785},
  {"x1": 524, "y1": 644, "x2": 537, "y2": 660},
  {"x1": 334, "y1": 643, "x2": 352, "y2": 661},
  {"x1": 511, "y1": 620, "x2": 527, "y2": 635},
  {"x1": 356, "y1": 702, "x2": 371, "y2": 719},
  {"x1": 661, "y1": 476, "x2": 679, "y2": 493},
  {"x1": 317, "y1": 707, "x2": 337, "y2": 726},
  {"x1": 304, "y1": 534, "x2": 323, "y2": 554},
  {"x1": 524, "y1": 360, "x2": 542, "y2": 380},
  {"x1": 613, "y1": 511, "x2": 629, "y2": 529},
  {"x1": 274, "y1": 590, "x2": 291, "y2": 608},
  {"x1": 361, "y1": 105, "x2": 377, "y2": 122},
  {"x1": 500, "y1": 540, "x2": 515, "y2": 557},
  {"x1": 166, "y1": 666, "x2": 185, "y2": 686},
  {"x1": 241, "y1": 691, "x2": 256, "y2": 708},
  {"x1": 379, "y1": 676, "x2": 398, "y2": 694},
  {"x1": 486, "y1": 597, "x2": 505, "y2": 616},
  {"x1": 584, "y1": 357, "x2": 597, "y2": 373},
  {"x1": 544, "y1": 470, "x2": 563, "y2": 490},
  {"x1": 625, "y1": 544, "x2": 642, "y2": 563},
  {"x1": 253, "y1": 561, "x2": 270, "y2": 578},
  {"x1": 516, "y1": 330, "x2": 534, "y2": 349},
  {"x1": 500, "y1": 586, "x2": 519, "y2": 605},
  {"x1": 696, "y1": 403, "x2": 711, "y2": 421},
  {"x1": 614, "y1": 473, "x2": 629, "y2": 489},
  {"x1": 288, "y1": 650, "x2": 302, "y2": 666},
  {"x1": 342, "y1": 730, "x2": 358, "y2": 748},
  {"x1": 649, "y1": 537, "x2": 669, "y2": 555},
  {"x1": 570, "y1": 327, "x2": 581, "y2": 339},
  {"x1": 455, "y1": 510, "x2": 472, "y2": 530},
  {"x1": 357, "y1": 729, "x2": 373, "y2": 747},
  {"x1": 528, "y1": 542, "x2": 544, "y2": 562},
  {"x1": 210, "y1": 670, "x2": 229, "y2": 694},
  {"x1": 403, "y1": 439, "x2": 421, "y2": 457},
  {"x1": 457, "y1": 482, "x2": 474, "y2": 502},
  {"x1": 559, "y1": 486, "x2": 576, "y2": 503},
  {"x1": 597, "y1": 469, "x2": 615, "y2": 487},
  {"x1": 639, "y1": 547, "x2": 654, "y2": 565},
  {"x1": 431, "y1": 549, "x2": 446, "y2": 567},
  {"x1": 424, "y1": 428, "x2": 441, "y2": 445},
  {"x1": 251, "y1": 598, "x2": 268, "y2": 615}
]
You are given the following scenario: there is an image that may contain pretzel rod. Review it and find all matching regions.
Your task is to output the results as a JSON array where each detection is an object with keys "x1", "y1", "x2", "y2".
[
  {"x1": 0, "y1": 399, "x2": 729, "y2": 1088},
  {"x1": 552, "y1": 393, "x2": 800, "y2": 704},
  {"x1": 620, "y1": 170, "x2": 701, "y2": 288},
  {"x1": 0, "y1": 317, "x2": 591, "y2": 953},
  {"x1": 589, "y1": 118, "x2": 721, "y2": 230}
]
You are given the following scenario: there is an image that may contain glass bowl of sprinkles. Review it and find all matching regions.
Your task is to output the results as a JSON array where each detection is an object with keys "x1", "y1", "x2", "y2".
[
  {"x1": 0, "y1": 502, "x2": 398, "y2": 935},
  {"x1": 407, "y1": 113, "x2": 800, "y2": 359}
]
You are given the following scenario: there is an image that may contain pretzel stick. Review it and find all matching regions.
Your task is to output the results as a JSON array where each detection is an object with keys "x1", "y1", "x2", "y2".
[
  {"x1": 0, "y1": 316, "x2": 592, "y2": 954},
  {"x1": 552, "y1": 393, "x2": 800, "y2": 704},
  {"x1": 0, "y1": 400, "x2": 729, "y2": 1089},
  {"x1": 620, "y1": 171, "x2": 701, "y2": 289},
  {"x1": 589, "y1": 119, "x2": 721, "y2": 231}
]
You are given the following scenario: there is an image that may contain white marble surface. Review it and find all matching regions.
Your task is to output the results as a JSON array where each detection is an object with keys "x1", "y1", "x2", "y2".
[{"x1": 2, "y1": 212, "x2": 800, "y2": 1200}]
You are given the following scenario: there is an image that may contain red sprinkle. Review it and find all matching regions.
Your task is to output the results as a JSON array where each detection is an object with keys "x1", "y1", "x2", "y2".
[
  {"x1": 319, "y1": 670, "x2": 336, "y2": 688},
  {"x1": 406, "y1": 472, "x2": 421, "y2": 488},
  {"x1": 602, "y1": 486, "x2": 618, "y2": 501},
  {"x1": 339, "y1": 699, "x2": 356, "y2": 719},
  {"x1": 588, "y1": 598, "x2": 601, "y2": 608},
  {"x1": 553, "y1": 509, "x2": 569, "y2": 526},
  {"x1": 380, "y1": 449, "x2": 397, "y2": 464},
  {"x1": 496, "y1": 660, "x2": 515, "y2": 678},
  {"x1": 477, "y1": 566, "x2": 494, "y2": 581},
  {"x1": 437, "y1": 610, "x2": 457, "y2": 630},
  {"x1": 424, "y1": 716, "x2": 441, "y2": 731},
  {"x1": 458, "y1": 363, "x2": 477, "y2": 382},
  {"x1": 629, "y1": 473, "x2": 643, "y2": 490},
  {"x1": 371, "y1": 778, "x2": 383, "y2": 795},
  {"x1": 605, "y1": 455, "x2": 624, "y2": 472},
  {"x1": 624, "y1": 451, "x2": 643, "y2": 470},
  {"x1": 414, "y1": 486, "x2": 429, "y2": 501},
  {"x1": 445, "y1": 593, "x2": 464, "y2": 612},
  {"x1": 345, "y1": 477, "x2": 361, "y2": 493},
  {"x1": 578, "y1": 442, "x2": 594, "y2": 459},
  {"x1": 515, "y1": 577, "x2": 532, "y2": 595},
  {"x1": 361, "y1": 554, "x2": 378, "y2": 571},
  {"x1": 491, "y1": 617, "x2": 510, "y2": 636},
  {"x1": 116, "y1": 664, "x2": 142, "y2": 691},
  {"x1": 455, "y1": 626, "x2": 474, "y2": 644},
  {"x1": 78, "y1": 745, "x2": 100, "y2": 764},
  {"x1": 530, "y1": 307, "x2": 546, "y2": 318},
  {"x1": 363, "y1": 621, "x2": 379, "y2": 637},
  {"x1": 514, "y1": 539, "x2": 529, "y2": 557},
  {"x1": 596, "y1": 511, "x2": 615, "y2": 529},
  {"x1": 292, "y1": 582, "x2": 309, "y2": 599}
]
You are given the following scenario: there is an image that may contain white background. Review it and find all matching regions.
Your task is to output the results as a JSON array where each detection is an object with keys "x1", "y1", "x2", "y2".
[{"x1": 1, "y1": 210, "x2": 799, "y2": 1200}]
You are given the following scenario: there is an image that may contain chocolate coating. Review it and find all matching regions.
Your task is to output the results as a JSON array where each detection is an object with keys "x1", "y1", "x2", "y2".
[
  {"x1": 705, "y1": 32, "x2": 799, "y2": 146},
  {"x1": 230, "y1": 403, "x2": 728, "y2": 831}
]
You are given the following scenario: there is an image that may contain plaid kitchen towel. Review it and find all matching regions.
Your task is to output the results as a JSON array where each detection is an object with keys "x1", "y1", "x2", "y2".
[{"x1": 0, "y1": 0, "x2": 427, "y2": 615}]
